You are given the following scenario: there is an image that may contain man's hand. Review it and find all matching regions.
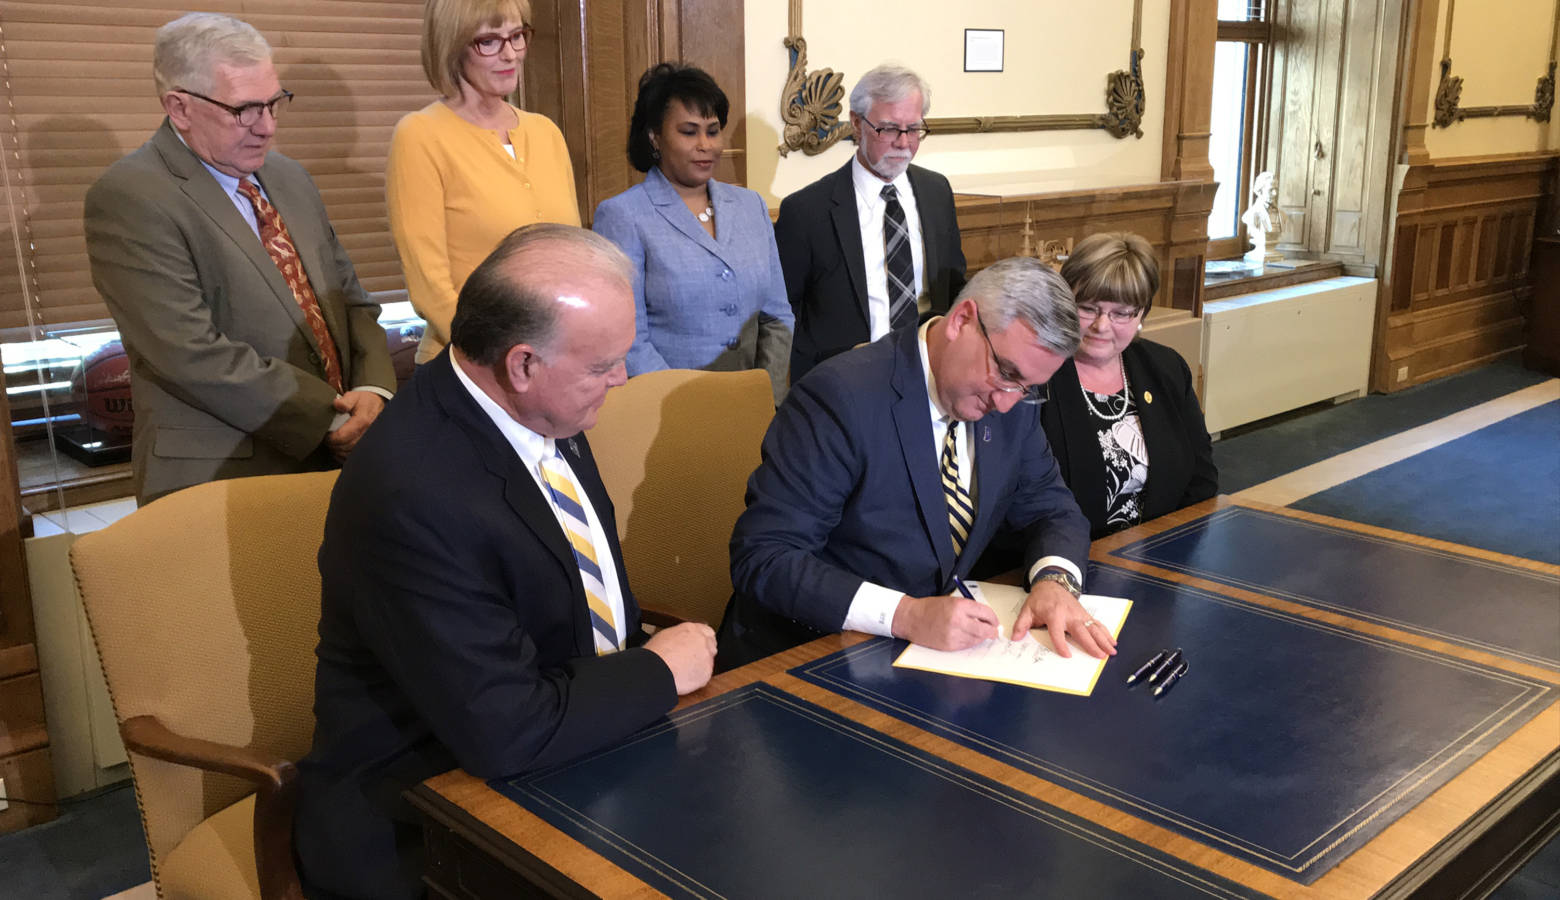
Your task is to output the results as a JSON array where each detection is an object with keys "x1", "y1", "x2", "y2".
[
  {"x1": 1011, "y1": 580, "x2": 1116, "y2": 659},
  {"x1": 891, "y1": 594, "x2": 1000, "y2": 651},
  {"x1": 324, "y1": 390, "x2": 387, "y2": 461},
  {"x1": 644, "y1": 622, "x2": 717, "y2": 695}
]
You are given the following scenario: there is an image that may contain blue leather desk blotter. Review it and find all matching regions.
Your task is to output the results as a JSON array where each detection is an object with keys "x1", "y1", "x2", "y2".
[
  {"x1": 490, "y1": 683, "x2": 1263, "y2": 899},
  {"x1": 791, "y1": 565, "x2": 1558, "y2": 883},
  {"x1": 1110, "y1": 506, "x2": 1560, "y2": 669}
]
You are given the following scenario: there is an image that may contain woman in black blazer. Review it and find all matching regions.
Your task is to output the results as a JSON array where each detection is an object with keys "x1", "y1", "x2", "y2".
[{"x1": 1042, "y1": 233, "x2": 1217, "y2": 538}]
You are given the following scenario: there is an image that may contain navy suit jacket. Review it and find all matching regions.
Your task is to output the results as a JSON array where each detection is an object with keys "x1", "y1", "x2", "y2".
[
  {"x1": 775, "y1": 160, "x2": 967, "y2": 383},
  {"x1": 295, "y1": 350, "x2": 676, "y2": 900},
  {"x1": 722, "y1": 326, "x2": 1089, "y2": 666}
]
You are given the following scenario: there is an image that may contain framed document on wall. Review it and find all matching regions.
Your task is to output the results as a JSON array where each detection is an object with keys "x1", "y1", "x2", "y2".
[{"x1": 964, "y1": 28, "x2": 1004, "y2": 73}]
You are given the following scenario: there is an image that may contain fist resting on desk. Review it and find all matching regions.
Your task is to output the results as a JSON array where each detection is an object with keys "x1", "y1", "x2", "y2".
[{"x1": 646, "y1": 622, "x2": 718, "y2": 694}]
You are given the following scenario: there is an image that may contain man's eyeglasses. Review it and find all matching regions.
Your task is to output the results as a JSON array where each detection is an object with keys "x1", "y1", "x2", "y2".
[
  {"x1": 857, "y1": 115, "x2": 930, "y2": 142},
  {"x1": 1076, "y1": 304, "x2": 1141, "y2": 325},
  {"x1": 974, "y1": 311, "x2": 1048, "y2": 405},
  {"x1": 471, "y1": 25, "x2": 535, "y2": 56},
  {"x1": 178, "y1": 89, "x2": 293, "y2": 128}
]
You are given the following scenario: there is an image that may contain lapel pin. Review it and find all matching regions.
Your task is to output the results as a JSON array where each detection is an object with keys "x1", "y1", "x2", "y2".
[
  {"x1": 567, "y1": 437, "x2": 579, "y2": 456},
  {"x1": 982, "y1": 425, "x2": 992, "y2": 442},
  {"x1": 1143, "y1": 391, "x2": 1153, "y2": 404}
]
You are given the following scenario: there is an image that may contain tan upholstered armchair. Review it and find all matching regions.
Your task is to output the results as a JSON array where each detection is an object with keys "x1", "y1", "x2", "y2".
[
  {"x1": 586, "y1": 368, "x2": 775, "y2": 628},
  {"x1": 71, "y1": 471, "x2": 339, "y2": 900}
]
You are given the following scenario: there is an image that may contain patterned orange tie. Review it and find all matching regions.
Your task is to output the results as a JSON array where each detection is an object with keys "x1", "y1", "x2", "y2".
[{"x1": 237, "y1": 179, "x2": 344, "y2": 393}]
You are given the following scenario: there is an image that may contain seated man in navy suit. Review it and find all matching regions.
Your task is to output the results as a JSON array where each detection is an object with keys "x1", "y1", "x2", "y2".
[
  {"x1": 719, "y1": 257, "x2": 1115, "y2": 669},
  {"x1": 296, "y1": 224, "x2": 717, "y2": 900}
]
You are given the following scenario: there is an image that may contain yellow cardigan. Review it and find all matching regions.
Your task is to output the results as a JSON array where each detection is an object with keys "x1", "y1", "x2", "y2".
[{"x1": 386, "y1": 101, "x2": 581, "y2": 362}]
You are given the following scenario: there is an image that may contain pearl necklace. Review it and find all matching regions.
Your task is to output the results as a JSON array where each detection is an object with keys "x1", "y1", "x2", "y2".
[
  {"x1": 697, "y1": 206, "x2": 714, "y2": 223},
  {"x1": 1081, "y1": 356, "x2": 1132, "y2": 423}
]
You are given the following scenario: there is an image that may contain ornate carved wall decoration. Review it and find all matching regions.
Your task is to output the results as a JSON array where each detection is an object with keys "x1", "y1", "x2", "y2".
[
  {"x1": 1433, "y1": 58, "x2": 1464, "y2": 128},
  {"x1": 1431, "y1": 0, "x2": 1558, "y2": 127},
  {"x1": 927, "y1": 0, "x2": 1146, "y2": 138},
  {"x1": 1103, "y1": 49, "x2": 1146, "y2": 138},
  {"x1": 1535, "y1": 61, "x2": 1556, "y2": 123},
  {"x1": 777, "y1": 3, "x2": 851, "y2": 157}
]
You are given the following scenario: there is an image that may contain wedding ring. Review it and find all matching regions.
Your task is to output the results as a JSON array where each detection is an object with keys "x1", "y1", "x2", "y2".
[{"x1": 1081, "y1": 619, "x2": 1096, "y2": 629}]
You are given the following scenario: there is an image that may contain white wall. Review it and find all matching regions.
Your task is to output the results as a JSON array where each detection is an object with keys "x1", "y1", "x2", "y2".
[
  {"x1": 1421, "y1": 0, "x2": 1560, "y2": 159},
  {"x1": 742, "y1": 0, "x2": 1173, "y2": 204}
]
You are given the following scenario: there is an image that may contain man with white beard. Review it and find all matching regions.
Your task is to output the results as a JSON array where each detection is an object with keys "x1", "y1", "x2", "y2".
[{"x1": 775, "y1": 64, "x2": 968, "y2": 383}]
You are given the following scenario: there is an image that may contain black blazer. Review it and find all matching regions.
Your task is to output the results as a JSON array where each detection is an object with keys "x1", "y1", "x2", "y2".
[
  {"x1": 722, "y1": 326, "x2": 1089, "y2": 667},
  {"x1": 1041, "y1": 339, "x2": 1218, "y2": 539},
  {"x1": 294, "y1": 350, "x2": 676, "y2": 900},
  {"x1": 775, "y1": 159, "x2": 967, "y2": 382}
]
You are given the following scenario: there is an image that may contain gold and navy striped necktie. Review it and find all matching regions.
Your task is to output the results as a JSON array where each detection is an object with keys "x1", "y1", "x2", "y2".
[
  {"x1": 540, "y1": 454, "x2": 621, "y2": 654},
  {"x1": 941, "y1": 421, "x2": 974, "y2": 556}
]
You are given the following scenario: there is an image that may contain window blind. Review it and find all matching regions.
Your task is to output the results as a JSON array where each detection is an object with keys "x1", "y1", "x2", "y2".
[{"x1": 0, "y1": 0, "x2": 431, "y2": 336}]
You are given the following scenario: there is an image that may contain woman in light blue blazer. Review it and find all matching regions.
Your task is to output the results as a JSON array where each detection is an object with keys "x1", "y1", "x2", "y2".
[{"x1": 592, "y1": 64, "x2": 793, "y2": 403}]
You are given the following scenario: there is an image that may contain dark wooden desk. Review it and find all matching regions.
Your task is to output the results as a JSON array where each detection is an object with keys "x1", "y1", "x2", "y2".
[{"x1": 409, "y1": 497, "x2": 1560, "y2": 899}]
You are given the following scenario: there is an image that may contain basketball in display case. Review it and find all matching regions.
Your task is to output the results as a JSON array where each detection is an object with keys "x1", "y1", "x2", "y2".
[
  {"x1": 72, "y1": 340, "x2": 135, "y2": 436},
  {"x1": 51, "y1": 337, "x2": 134, "y2": 466}
]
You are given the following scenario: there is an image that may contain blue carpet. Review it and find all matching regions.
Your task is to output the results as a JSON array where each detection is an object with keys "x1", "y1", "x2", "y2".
[
  {"x1": 0, "y1": 782, "x2": 149, "y2": 899},
  {"x1": 1291, "y1": 402, "x2": 1560, "y2": 564}
]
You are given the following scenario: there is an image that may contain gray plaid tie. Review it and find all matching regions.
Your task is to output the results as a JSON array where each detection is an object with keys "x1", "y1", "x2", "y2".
[{"x1": 882, "y1": 184, "x2": 917, "y2": 331}]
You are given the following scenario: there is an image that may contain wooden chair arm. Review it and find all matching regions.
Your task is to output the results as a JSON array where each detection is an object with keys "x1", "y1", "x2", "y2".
[
  {"x1": 120, "y1": 715, "x2": 303, "y2": 900},
  {"x1": 121, "y1": 715, "x2": 294, "y2": 788},
  {"x1": 639, "y1": 607, "x2": 687, "y2": 630}
]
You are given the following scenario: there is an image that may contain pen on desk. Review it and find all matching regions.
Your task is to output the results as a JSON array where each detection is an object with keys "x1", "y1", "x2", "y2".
[
  {"x1": 1147, "y1": 648, "x2": 1184, "y2": 685},
  {"x1": 951, "y1": 575, "x2": 977, "y2": 601},
  {"x1": 1126, "y1": 650, "x2": 1167, "y2": 684},
  {"x1": 1153, "y1": 660, "x2": 1189, "y2": 697}
]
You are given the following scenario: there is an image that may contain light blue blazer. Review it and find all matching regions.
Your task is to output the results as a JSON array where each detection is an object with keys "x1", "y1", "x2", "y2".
[{"x1": 592, "y1": 167, "x2": 794, "y2": 403}]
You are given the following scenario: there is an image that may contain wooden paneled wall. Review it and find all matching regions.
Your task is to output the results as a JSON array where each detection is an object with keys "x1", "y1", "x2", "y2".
[
  {"x1": 1376, "y1": 152, "x2": 1558, "y2": 391},
  {"x1": 525, "y1": 0, "x2": 746, "y2": 223},
  {"x1": 954, "y1": 180, "x2": 1219, "y2": 314}
]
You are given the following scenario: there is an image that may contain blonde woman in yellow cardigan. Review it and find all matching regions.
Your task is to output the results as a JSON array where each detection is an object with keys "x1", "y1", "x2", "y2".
[{"x1": 388, "y1": 0, "x2": 580, "y2": 363}]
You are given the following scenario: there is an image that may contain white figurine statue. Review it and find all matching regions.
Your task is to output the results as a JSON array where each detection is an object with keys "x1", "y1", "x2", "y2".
[{"x1": 1240, "y1": 171, "x2": 1284, "y2": 264}]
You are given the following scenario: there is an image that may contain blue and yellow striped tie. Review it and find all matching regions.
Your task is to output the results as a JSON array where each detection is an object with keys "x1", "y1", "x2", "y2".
[
  {"x1": 942, "y1": 421, "x2": 974, "y2": 556},
  {"x1": 540, "y1": 454, "x2": 621, "y2": 654}
]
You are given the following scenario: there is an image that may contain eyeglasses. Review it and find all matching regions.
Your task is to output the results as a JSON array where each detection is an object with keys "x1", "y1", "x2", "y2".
[
  {"x1": 178, "y1": 89, "x2": 292, "y2": 128},
  {"x1": 471, "y1": 25, "x2": 535, "y2": 56},
  {"x1": 857, "y1": 115, "x2": 930, "y2": 142},
  {"x1": 974, "y1": 311, "x2": 1048, "y2": 405},
  {"x1": 1076, "y1": 304, "x2": 1141, "y2": 325}
]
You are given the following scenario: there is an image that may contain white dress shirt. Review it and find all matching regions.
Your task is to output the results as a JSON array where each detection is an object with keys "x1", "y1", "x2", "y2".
[
  {"x1": 852, "y1": 156, "x2": 926, "y2": 341},
  {"x1": 450, "y1": 354, "x2": 629, "y2": 639},
  {"x1": 841, "y1": 320, "x2": 1084, "y2": 636}
]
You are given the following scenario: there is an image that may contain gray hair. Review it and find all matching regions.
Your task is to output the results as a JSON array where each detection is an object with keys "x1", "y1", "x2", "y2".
[
  {"x1": 153, "y1": 13, "x2": 273, "y2": 97},
  {"x1": 849, "y1": 64, "x2": 932, "y2": 117},
  {"x1": 451, "y1": 223, "x2": 633, "y2": 366},
  {"x1": 965, "y1": 257, "x2": 1080, "y2": 356}
]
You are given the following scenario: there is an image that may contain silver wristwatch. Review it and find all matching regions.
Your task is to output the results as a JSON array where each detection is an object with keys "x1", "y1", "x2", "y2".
[{"x1": 1034, "y1": 568, "x2": 1081, "y2": 599}]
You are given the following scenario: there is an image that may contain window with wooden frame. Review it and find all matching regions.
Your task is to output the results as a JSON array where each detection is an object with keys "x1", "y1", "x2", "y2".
[{"x1": 1207, "y1": 1, "x2": 1274, "y2": 259}]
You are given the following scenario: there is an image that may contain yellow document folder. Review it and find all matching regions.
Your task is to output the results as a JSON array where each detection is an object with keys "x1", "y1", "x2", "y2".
[{"x1": 892, "y1": 581, "x2": 1130, "y2": 696}]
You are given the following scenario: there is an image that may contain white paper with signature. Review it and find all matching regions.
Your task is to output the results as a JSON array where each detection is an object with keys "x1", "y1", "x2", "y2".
[{"x1": 892, "y1": 581, "x2": 1130, "y2": 696}]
